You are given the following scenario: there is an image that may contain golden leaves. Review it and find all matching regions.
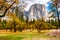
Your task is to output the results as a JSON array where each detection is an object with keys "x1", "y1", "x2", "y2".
[
  {"x1": 0, "y1": 0, "x2": 4, "y2": 6},
  {"x1": 11, "y1": 0, "x2": 19, "y2": 4},
  {"x1": 15, "y1": 0, "x2": 19, "y2": 4},
  {"x1": 4, "y1": 2, "x2": 11, "y2": 8}
]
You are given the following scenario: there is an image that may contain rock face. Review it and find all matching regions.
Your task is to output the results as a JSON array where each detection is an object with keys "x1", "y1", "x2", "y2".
[{"x1": 23, "y1": 4, "x2": 49, "y2": 21}]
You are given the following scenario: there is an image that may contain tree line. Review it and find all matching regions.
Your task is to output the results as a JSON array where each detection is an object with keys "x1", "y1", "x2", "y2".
[{"x1": 0, "y1": 17, "x2": 57, "y2": 32}]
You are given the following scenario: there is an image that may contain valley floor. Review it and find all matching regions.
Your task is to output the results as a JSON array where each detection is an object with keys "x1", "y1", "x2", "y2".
[{"x1": 0, "y1": 29, "x2": 60, "y2": 40}]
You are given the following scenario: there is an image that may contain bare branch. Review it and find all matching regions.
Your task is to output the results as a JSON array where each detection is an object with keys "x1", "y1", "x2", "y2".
[
  {"x1": 0, "y1": 5, "x2": 3, "y2": 10},
  {"x1": 0, "y1": 1, "x2": 16, "y2": 17}
]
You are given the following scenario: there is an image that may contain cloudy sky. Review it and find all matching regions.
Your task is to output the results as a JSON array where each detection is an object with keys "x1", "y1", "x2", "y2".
[{"x1": 20, "y1": 0, "x2": 51, "y2": 11}]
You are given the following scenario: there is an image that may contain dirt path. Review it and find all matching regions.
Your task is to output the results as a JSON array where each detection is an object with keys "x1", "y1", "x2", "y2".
[
  {"x1": 23, "y1": 38, "x2": 60, "y2": 40},
  {"x1": 23, "y1": 29, "x2": 60, "y2": 40},
  {"x1": 47, "y1": 29, "x2": 60, "y2": 36}
]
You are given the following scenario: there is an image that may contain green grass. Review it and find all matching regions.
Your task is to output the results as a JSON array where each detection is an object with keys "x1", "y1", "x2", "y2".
[{"x1": 0, "y1": 32, "x2": 56, "y2": 40}]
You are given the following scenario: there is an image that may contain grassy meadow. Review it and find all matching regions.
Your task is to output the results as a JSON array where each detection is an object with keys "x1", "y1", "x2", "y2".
[{"x1": 0, "y1": 30, "x2": 59, "y2": 40}]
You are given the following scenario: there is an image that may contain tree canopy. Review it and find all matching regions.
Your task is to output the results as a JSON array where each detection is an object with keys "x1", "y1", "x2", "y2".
[{"x1": 0, "y1": 0, "x2": 19, "y2": 17}]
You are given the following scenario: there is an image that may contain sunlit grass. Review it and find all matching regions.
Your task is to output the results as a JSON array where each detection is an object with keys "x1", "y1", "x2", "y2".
[{"x1": 0, "y1": 30, "x2": 57, "y2": 40}]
